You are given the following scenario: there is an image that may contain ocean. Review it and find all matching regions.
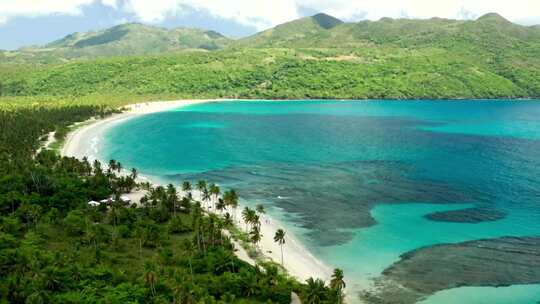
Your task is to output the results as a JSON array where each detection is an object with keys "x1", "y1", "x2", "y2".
[{"x1": 100, "y1": 100, "x2": 540, "y2": 303}]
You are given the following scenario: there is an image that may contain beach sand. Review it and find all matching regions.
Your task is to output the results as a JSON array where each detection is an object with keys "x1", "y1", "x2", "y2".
[
  {"x1": 192, "y1": 189, "x2": 332, "y2": 282},
  {"x1": 60, "y1": 99, "x2": 332, "y2": 283},
  {"x1": 61, "y1": 99, "x2": 220, "y2": 159}
]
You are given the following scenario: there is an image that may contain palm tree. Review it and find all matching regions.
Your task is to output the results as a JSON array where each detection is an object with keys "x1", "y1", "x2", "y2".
[
  {"x1": 202, "y1": 188, "x2": 211, "y2": 209},
  {"x1": 223, "y1": 213, "x2": 233, "y2": 227},
  {"x1": 93, "y1": 159, "x2": 102, "y2": 174},
  {"x1": 241, "y1": 207, "x2": 251, "y2": 232},
  {"x1": 242, "y1": 207, "x2": 258, "y2": 232},
  {"x1": 180, "y1": 197, "x2": 191, "y2": 213},
  {"x1": 216, "y1": 198, "x2": 226, "y2": 214},
  {"x1": 182, "y1": 181, "x2": 192, "y2": 198},
  {"x1": 196, "y1": 180, "x2": 207, "y2": 198},
  {"x1": 181, "y1": 240, "x2": 195, "y2": 283},
  {"x1": 252, "y1": 214, "x2": 260, "y2": 229},
  {"x1": 130, "y1": 168, "x2": 138, "y2": 179},
  {"x1": 274, "y1": 229, "x2": 286, "y2": 266},
  {"x1": 224, "y1": 189, "x2": 239, "y2": 221},
  {"x1": 250, "y1": 226, "x2": 262, "y2": 248},
  {"x1": 330, "y1": 268, "x2": 346, "y2": 304},
  {"x1": 144, "y1": 269, "x2": 158, "y2": 297},
  {"x1": 166, "y1": 184, "x2": 178, "y2": 216},
  {"x1": 108, "y1": 159, "x2": 117, "y2": 172},
  {"x1": 256, "y1": 204, "x2": 266, "y2": 219},
  {"x1": 135, "y1": 224, "x2": 146, "y2": 257},
  {"x1": 305, "y1": 278, "x2": 327, "y2": 304},
  {"x1": 82, "y1": 156, "x2": 92, "y2": 176},
  {"x1": 209, "y1": 183, "x2": 220, "y2": 207}
]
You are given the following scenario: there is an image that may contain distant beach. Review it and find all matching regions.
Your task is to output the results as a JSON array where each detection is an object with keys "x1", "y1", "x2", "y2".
[
  {"x1": 61, "y1": 99, "x2": 221, "y2": 159},
  {"x1": 60, "y1": 99, "x2": 332, "y2": 283}
]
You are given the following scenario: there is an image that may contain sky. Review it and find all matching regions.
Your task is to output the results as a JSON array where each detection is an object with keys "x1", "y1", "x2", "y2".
[{"x1": 0, "y1": 0, "x2": 539, "y2": 50}]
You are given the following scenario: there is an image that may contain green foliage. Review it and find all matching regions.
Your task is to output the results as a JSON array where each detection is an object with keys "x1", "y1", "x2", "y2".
[
  {"x1": 168, "y1": 216, "x2": 191, "y2": 234},
  {"x1": 236, "y1": 13, "x2": 343, "y2": 48},
  {"x1": 1, "y1": 47, "x2": 538, "y2": 101},
  {"x1": 0, "y1": 105, "x2": 307, "y2": 303},
  {"x1": 4, "y1": 23, "x2": 231, "y2": 63},
  {"x1": 63, "y1": 210, "x2": 86, "y2": 236},
  {"x1": 2, "y1": 13, "x2": 539, "y2": 99},
  {"x1": 73, "y1": 27, "x2": 129, "y2": 48}
]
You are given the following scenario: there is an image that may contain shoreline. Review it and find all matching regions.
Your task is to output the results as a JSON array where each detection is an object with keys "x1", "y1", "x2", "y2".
[
  {"x1": 60, "y1": 98, "x2": 332, "y2": 283},
  {"x1": 61, "y1": 99, "x2": 227, "y2": 158}
]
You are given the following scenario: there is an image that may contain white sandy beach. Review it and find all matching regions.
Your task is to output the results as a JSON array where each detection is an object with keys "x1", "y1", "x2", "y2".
[
  {"x1": 61, "y1": 99, "x2": 222, "y2": 159},
  {"x1": 60, "y1": 99, "x2": 332, "y2": 283}
]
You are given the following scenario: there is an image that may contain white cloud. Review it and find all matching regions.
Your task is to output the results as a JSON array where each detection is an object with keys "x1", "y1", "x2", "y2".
[
  {"x1": 0, "y1": 0, "x2": 538, "y2": 28},
  {"x1": 517, "y1": 16, "x2": 540, "y2": 26},
  {"x1": 100, "y1": 0, "x2": 118, "y2": 9},
  {"x1": 294, "y1": 0, "x2": 540, "y2": 23},
  {"x1": 122, "y1": 0, "x2": 181, "y2": 23},
  {"x1": 0, "y1": 0, "x2": 118, "y2": 23},
  {"x1": 180, "y1": 0, "x2": 299, "y2": 29},
  {"x1": 118, "y1": 0, "x2": 299, "y2": 29},
  {"x1": 0, "y1": 0, "x2": 93, "y2": 21},
  {"x1": 116, "y1": 0, "x2": 540, "y2": 29}
]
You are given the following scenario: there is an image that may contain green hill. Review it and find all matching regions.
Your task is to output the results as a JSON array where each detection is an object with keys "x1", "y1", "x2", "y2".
[
  {"x1": 4, "y1": 23, "x2": 231, "y2": 63},
  {"x1": 230, "y1": 13, "x2": 540, "y2": 96},
  {"x1": 233, "y1": 13, "x2": 343, "y2": 48},
  {"x1": 1, "y1": 47, "x2": 537, "y2": 100},
  {"x1": 1, "y1": 13, "x2": 539, "y2": 99},
  {"x1": 236, "y1": 12, "x2": 540, "y2": 49}
]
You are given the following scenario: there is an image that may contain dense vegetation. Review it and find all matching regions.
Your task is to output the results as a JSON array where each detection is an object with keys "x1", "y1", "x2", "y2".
[
  {"x1": 1, "y1": 13, "x2": 539, "y2": 99},
  {"x1": 0, "y1": 105, "x2": 349, "y2": 303},
  {"x1": 1, "y1": 45, "x2": 538, "y2": 100},
  {"x1": 3, "y1": 23, "x2": 230, "y2": 64}
]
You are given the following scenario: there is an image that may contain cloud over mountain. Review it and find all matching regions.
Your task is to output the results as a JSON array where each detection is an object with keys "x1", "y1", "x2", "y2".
[{"x1": 1, "y1": 0, "x2": 539, "y2": 30}]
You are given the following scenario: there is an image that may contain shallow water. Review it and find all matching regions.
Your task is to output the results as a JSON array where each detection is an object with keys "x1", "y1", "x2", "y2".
[
  {"x1": 101, "y1": 100, "x2": 540, "y2": 303},
  {"x1": 419, "y1": 284, "x2": 540, "y2": 304}
]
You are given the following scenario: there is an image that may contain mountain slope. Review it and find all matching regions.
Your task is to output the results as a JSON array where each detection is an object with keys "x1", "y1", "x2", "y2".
[
  {"x1": 7, "y1": 23, "x2": 231, "y2": 62},
  {"x1": 1, "y1": 13, "x2": 539, "y2": 98},
  {"x1": 240, "y1": 13, "x2": 540, "y2": 50},
  {"x1": 348, "y1": 13, "x2": 540, "y2": 49},
  {"x1": 1, "y1": 47, "x2": 536, "y2": 100},
  {"x1": 231, "y1": 13, "x2": 540, "y2": 95},
  {"x1": 235, "y1": 13, "x2": 343, "y2": 48}
]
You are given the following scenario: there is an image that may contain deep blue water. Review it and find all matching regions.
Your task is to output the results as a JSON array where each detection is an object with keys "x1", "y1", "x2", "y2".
[{"x1": 101, "y1": 100, "x2": 540, "y2": 303}]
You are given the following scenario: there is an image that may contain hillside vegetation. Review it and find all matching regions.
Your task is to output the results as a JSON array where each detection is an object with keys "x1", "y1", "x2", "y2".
[
  {"x1": 1, "y1": 13, "x2": 539, "y2": 100},
  {"x1": 235, "y1": 13, "x2": 344, "y2": 48},
  {"x1": 2, "y1": 23, "x2": 231, "y2": 64},
  {"x1": 1, "y1": 104, "x2": 343, "y2": 303},
  {"x1": 0, "y1": 46, "x2": 537, "y2": 101}
]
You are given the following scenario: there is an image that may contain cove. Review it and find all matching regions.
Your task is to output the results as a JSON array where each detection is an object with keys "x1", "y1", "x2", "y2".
[{"x1": 100, "y1": 100, "x2": 540, "y2": 303}]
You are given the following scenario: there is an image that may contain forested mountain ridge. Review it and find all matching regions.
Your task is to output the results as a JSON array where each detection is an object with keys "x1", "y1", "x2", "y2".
[
  {"x1": 0, "y1": 12, "x2": 539, "y2": 99},
  {"x1": 1, "y1": 45, "x2": 538, "y2": 100},
  {"x1": 234, "y1": 13, "x2": 344, "y2": 48},
  {"x1": 3, "y1": 12, "x2": 539, "y2": 62},
  {"x1": 2, "y1": 23, "x2": 231, "y2": 63},
  {"x1": 238, "y1": 12, "x2": 540, "y2": 49}
]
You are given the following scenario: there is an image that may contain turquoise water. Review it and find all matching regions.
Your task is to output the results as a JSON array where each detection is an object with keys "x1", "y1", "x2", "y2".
[
  {"x1": 420, "y1": 284, "x2": 540, "y2": 304},
  {"x1": 101, "y1": 100, "x2": 540, "y2": 303}
]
